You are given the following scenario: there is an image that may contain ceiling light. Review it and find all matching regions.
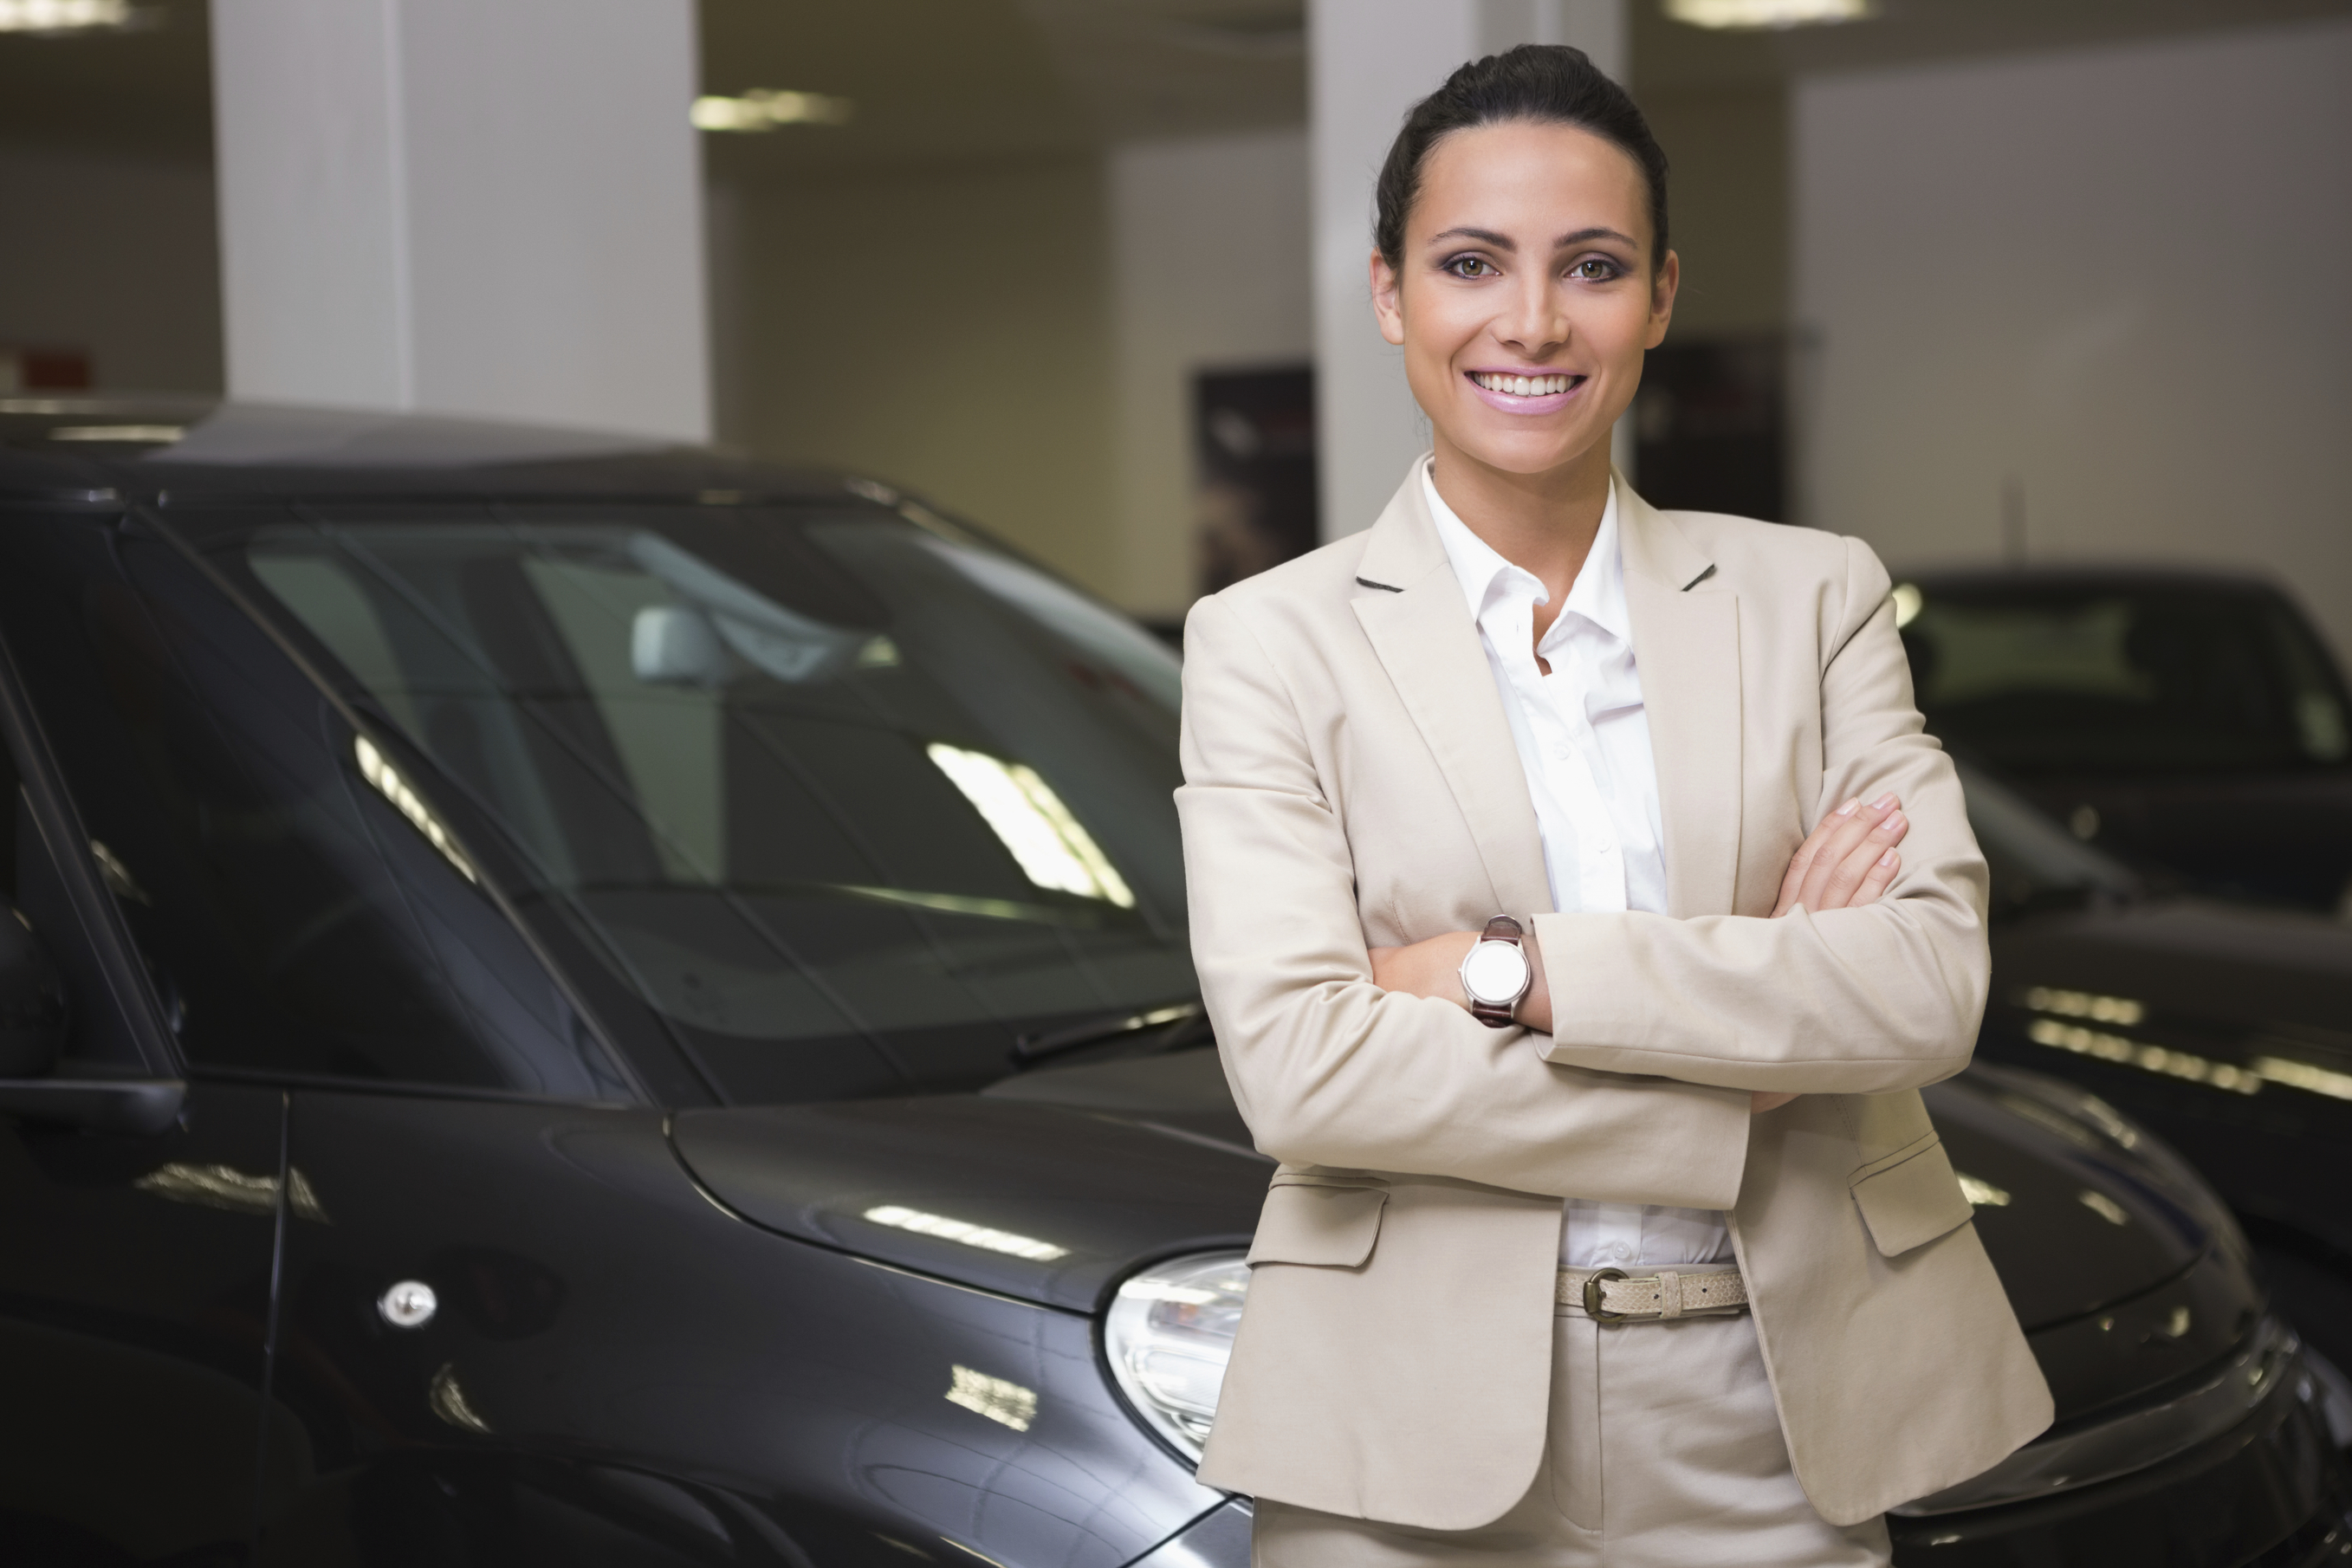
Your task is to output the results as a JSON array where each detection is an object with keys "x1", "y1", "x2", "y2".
[
  {"x1": 0, "y1": 0, "x2": 132, "y2": 32},
  {"x1": 48, "y1": 424, "x2": 182, "y2": 444},
  {"x1": 690, "y1": 90, "x2": 853, "y2": 133},
  {"x1": 1664, "y1": 0, "x2": 1875, "y2": 29}
]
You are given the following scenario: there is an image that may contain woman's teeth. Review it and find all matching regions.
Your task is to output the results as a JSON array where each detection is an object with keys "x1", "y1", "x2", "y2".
[{"x1": 1472, "y1": 373, "x2": 1575, "y2": 397}]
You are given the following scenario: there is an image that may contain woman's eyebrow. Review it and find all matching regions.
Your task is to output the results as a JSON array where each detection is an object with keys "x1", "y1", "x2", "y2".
[
  {"x1": 1424, "y1": 224, "x2": 1637, "y2": 250},
  {"x1": 1428, "y1": 225, "x2": 1514, "y2": 249},
  {"x1": 1552, "y1": 225, "x2": 1637, "y2": 248}
]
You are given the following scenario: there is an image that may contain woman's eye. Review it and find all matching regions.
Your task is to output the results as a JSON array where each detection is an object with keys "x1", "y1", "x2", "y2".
[
  {"x1": 1569, "y1": 257, "x2": 1622, "y2": 282},
  {"x1": 1445, "y1": 256, "x2": 1498, "y2": 279}
]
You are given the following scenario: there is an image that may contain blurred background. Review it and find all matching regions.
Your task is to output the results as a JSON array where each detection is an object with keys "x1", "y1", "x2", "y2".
[{"x1": 3, "y1": 0, "x2": 2345, "y2": 645}]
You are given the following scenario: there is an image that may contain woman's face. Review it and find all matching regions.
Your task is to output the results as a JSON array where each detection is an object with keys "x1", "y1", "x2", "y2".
[{"x1": 1372, "y1": 119, "x2": 1677, "y2": 483}]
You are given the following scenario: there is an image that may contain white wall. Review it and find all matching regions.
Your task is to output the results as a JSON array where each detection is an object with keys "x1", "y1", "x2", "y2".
[
  {"x1": 211, "y1": 0, "x2": 709, "y2": 440},
  {"x1": 1109, "y1": 128, "x2": 1313, "y2": 619},
  {"x1": 1794, "y1": 19, "x2": 2352, "y2": 658},
  {"x1": 1308, "y1": 0, "x2": 1629, "y2": 542},
  {"x1": 0, "y1": 147, "x2": 223, "y2": 393}
]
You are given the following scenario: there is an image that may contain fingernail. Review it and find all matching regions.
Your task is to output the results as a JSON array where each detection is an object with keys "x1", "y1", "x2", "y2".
[
  {"x1": 1870, "y1": 793, "x2": 1898, "y2": 810},
  {"x1": 1837, "y1": 798, "x2": 1860, "y2": 816},
  {"x1": 1881, "y1": 811, "x2": 1908, "y2": 834},
  {"x1": 1879, "y1": 850, "x2": 1898, "y2": 867}
]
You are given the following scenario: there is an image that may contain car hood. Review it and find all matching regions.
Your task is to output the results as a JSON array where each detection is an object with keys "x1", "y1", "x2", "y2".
[
  {"x1": 673, "y1": 1051, "x2": 2228, "y2": 1344},
  {"x1": 671, "y1": 1053, "x2": 1272, "y2": 1312}
]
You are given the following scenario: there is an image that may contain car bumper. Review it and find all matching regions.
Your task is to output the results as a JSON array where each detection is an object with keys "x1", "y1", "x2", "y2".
[{"x1": 1125, "y1": 1358, "x2": 2352, "y2": 1568}]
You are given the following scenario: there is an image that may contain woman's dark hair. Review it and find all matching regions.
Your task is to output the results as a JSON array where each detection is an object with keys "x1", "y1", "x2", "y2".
[{"x1": 1374, "y1": 44, "x2": 1669, "y2": 273}]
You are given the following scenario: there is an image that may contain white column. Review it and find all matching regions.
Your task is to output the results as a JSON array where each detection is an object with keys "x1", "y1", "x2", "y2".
[
  {"x1": 210, "y1": 0, "x2": 709, "y2": 442},
  {"x1": 1309, "y1": 0, "x2": 1629, "y2": 539}
]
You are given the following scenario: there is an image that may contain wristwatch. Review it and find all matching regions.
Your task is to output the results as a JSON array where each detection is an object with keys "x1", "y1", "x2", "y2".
[{"x1": 1459, "y1": 915, "x2": 1532, "y2": 1028}]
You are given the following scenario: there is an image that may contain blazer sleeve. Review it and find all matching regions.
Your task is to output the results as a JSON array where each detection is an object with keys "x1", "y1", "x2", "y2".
[
  {"x1": 1176, "y1": 591, "x2": 1753, "y2": 1207},
  {"x1": 1532, "y1": 536, "x2": 1992, "y2": 1095}
]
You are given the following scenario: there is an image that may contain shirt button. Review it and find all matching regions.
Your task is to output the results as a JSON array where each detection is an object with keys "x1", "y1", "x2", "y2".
[{"x1": 1609, "y1": 1241, "x2": 1632, "y2": 1261}]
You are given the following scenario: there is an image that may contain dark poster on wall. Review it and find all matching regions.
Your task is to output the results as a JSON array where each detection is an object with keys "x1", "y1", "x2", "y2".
[
  {"x1": 1633, "y1": 335, "x2": 1785, "y2": 522},
  {"x1": 1195, "y1": 366, "x2": 1318, "y2": 596}
]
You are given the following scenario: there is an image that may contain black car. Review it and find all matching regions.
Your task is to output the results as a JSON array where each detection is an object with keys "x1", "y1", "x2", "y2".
[
  {"x1": 0, "y1": 400, "x2": 2345, "y2": 1567},
  {"x1": 1960, "y1": 756, "x2": 2352, "y2": 1386},
  {"x1": 1895, "y1": 567, "x2": 2352, "y2": 911}
]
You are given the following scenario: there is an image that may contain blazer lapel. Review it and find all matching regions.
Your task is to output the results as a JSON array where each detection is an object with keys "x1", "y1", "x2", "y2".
[
  {"x1": 1350, "y1": 469, "x2": 1554, "y2": 919},
  {"x1": 1618, "y1": 484, "x2": 1743, "y2": 918}
]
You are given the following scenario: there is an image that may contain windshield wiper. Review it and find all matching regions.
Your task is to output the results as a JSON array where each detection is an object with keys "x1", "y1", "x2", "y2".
[{"x1": 1012, "y1": 998, "x2": 1206, "y2": 1068}]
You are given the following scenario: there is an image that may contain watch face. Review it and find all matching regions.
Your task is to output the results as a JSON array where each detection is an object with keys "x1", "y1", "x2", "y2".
[{"x1": 1461, "y1": 940, "x2": 1529, "y2": 1005}]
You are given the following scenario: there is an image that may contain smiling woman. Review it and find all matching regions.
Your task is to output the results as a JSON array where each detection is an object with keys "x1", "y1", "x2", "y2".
[{"x1": 1176, "y1": 42, "x2": 2049, "y2": 1568}]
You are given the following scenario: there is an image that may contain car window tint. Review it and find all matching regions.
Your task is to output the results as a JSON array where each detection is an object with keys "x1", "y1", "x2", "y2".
[
  {"x1": 0, "y1": 516, "x2": 630, "y2": 1099},
  {"x1": 0, "y1": 721, "x2": 146, "y2": 1071},
  {"x1": 221, "y1": 506, "x2": 1195, "y2": 1105},
  {"x1": 1901, "y1": 584, "x2": 2352, "y2": 775}
]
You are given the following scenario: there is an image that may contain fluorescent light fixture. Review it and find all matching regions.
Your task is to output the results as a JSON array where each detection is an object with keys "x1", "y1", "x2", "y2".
[
  {"x1": 690, "y1": 89, "x2": 853, "y2": 133},
  {"x1": 0, "y1": 0, "x2": 131, "y2": 31},
  {"x1": 2250, "y1": 1055, "x2": 2352, "y2": 1102},
  {"x1": 1665, "y1": 0, "x2": 1875, "y2": 29},
  {"x1": 354, "y1": 735, "x2": 477, "y2": 883},
  {"x1": 927, "y1": 742, "x2": 1135, "y2": 908},
  {"x1": 863, "y1": 1205, "x2": 1069, "y2": 1261},
  {"x1": 946, "y1": 1365, "x2": 1038, "y2": 1432},
  {"x1": 2025, "y1": 1017, "x2": 2261, "y2": 1095},
  {"x1": 2023, "y1": 987, "x2": 2143, "y2": 1027},
  {"x1": 49, "y1": 424, "x2": 183, "y2": 444}
]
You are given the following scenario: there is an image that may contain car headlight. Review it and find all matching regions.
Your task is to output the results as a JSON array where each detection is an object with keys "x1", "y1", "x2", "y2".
[{"x1": 1103, "y1": 1250, "x2": 1249, "y2": 1463}]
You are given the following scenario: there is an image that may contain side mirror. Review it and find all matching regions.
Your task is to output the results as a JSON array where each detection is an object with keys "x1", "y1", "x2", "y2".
[
  {"x1": 0, "y1": 904, "x2": 183, "y2": 1135},
  {"x1": 0, "y1": 905, "x2": 68, "y2": 1078}
]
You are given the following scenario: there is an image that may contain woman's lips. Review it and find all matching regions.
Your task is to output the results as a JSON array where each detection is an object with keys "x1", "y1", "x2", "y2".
[{"x1": 1465, "y1": 368, "x2": 1586, "y2": 416}]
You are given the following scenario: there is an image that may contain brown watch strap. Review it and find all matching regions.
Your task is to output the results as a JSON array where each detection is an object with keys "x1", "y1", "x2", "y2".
[{"x1": 1469, "y1": 915, "x2": 1526, "y2": 1028}]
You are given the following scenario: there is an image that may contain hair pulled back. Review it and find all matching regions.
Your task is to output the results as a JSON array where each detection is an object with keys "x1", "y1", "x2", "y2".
[{"x1": 1374, "y1": 44, "x2": 1669, "y2": 273}]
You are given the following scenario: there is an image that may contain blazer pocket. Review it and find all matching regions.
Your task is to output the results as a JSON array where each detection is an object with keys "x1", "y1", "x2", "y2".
[
  {"x1": 1849, "y1": 1132, "x2": 1975, "y2": 1257},
  {"x1": 1246, "y1": 1178, "x2": 1390, "y2": 1268}
]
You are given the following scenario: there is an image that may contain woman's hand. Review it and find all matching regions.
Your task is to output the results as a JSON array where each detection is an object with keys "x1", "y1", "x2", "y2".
[
  {"x1": 1772, "y1": 794, "x2": 1908, "y2": 918},
  {"x1": 1366, "y1": 795, "x2": 1908, "y2": 1117}
]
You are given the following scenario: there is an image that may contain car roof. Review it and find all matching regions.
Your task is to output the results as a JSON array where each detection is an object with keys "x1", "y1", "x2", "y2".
[{"x1": 0, "y1": 396, "x2": 871, "y2": 509}]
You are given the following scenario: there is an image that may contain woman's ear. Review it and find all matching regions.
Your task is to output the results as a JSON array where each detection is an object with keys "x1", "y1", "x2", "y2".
[
  {"x1": 1370, "y1": 249, "x2": 1407, "y2": 347},
  {"x1": 1645, "y1": 249, "x2": 1681, "y2": 350}
]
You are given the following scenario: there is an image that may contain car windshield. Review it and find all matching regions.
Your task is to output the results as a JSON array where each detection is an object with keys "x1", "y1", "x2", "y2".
[
  {"x1": 227, "y1": 501, "x2": 1194, "y2": 1103},
  {"x1": 1899, "y1": 580, "x2": 2351, "y2": 776}
]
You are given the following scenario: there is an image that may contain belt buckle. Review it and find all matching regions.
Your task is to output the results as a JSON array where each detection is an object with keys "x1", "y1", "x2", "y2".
[{"x1": 1582, "y1": 1266, "x2": 1630, "y2": 1324}]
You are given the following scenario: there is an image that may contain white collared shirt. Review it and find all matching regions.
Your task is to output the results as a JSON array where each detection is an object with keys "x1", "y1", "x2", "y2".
[{"x1": 1422, "y1": 458, "x2": 1732, "y2": 1270}]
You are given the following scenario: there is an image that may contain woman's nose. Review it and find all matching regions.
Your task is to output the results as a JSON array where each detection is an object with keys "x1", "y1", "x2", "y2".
[{"x1": 1496, "y1": 278, "x2": 1569, "y2": 355}]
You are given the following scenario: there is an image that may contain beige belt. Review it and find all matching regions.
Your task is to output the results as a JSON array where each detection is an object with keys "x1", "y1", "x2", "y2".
[{"x1": 1557, "y1": 1265, "x2": 1750, "y2": 1323}]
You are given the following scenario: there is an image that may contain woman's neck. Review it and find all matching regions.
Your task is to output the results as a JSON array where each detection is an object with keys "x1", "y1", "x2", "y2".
[{"x1": 1427, "y1": 432, "x2": 1615, "y2": 612}]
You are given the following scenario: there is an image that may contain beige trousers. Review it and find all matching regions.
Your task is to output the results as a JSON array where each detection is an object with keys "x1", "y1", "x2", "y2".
[{"x1": 1252, "y1": 1300, "x2": 1893, "y2": 1568}]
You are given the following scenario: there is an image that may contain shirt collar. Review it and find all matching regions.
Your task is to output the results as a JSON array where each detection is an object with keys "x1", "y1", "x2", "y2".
[{"x1": 1422, "y1": 456, "x2": 1630, "y2": 647}]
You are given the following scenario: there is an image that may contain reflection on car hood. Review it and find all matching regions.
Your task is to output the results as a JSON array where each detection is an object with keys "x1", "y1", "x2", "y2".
[
  {"x1": 671, "y1": 1053, "x2": 1270, "y2": 1312},
  {"x1": 1994, "y1": 897, "x2": 2352, "y2": 1041},
  {"x1": 673, "y1": 1051, "x2": 2223, "y2": 1342}
]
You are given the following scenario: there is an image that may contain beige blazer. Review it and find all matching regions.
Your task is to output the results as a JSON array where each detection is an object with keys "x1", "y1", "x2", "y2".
[{"x1": 1176, "y1": 466, "x2": 2052, "y2": 1531}]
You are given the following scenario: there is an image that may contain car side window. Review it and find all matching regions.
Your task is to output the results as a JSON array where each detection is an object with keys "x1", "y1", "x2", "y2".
[{"x1": 0, "y1": 515, "x2": 630, "y2": 1099}]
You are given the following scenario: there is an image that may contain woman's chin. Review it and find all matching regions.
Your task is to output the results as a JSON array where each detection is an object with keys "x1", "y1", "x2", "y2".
[{"x1": 1440, "y1": 422, "x2": 1609, "y2": 480}]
